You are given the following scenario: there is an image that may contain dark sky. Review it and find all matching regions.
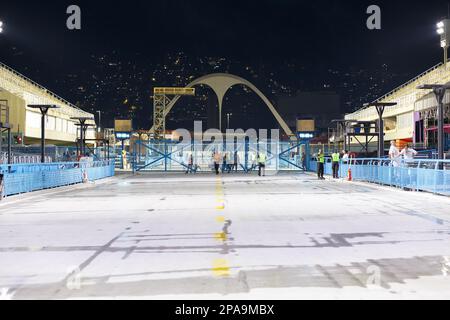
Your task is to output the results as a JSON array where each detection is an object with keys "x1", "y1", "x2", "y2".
[
  {"x1": 1, "y1": 0, "x2": 449, "y2": 72},
  {"x1": 1, "y1": 0, "x2": 450, "y2": 131}
]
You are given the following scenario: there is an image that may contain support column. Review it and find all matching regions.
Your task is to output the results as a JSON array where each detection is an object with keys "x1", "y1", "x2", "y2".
[
  {"x1": 434, "y1": 88, "x2": 446, "y2": 160},
  {"x1": 40, "y1": 110, "x2": 46, "y2": 163},
  {"x1": 376, "y1": 106, "x2": 385, "y2": 158},
  {"x1": 7, "y1": 128, "x2": 11, "y2": 165}
]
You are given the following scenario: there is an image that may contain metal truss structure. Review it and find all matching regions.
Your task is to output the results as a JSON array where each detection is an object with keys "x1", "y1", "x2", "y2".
[
  {"x1": 132, "y1": 140, "x2": 309, "y2": 173},
  {"x1": 152, "y1": 88, "x2": 195, "y2": 141}
]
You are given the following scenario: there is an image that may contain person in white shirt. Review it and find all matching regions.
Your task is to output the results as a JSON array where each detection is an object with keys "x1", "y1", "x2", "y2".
[
  {"x1": 341, "y1": 150, "x2": 349, "y2": 163},
  {"x1": 389, "y1": 141, "x2": 400, "y2": 167},
  {"x1": 400, "y1": 145, "x2": 418, "y2": 160}
]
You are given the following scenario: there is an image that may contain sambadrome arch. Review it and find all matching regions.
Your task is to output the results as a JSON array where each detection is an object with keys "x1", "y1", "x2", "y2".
[{"x1": 150, "y1": 73, "x2": 296, "y2": 140}]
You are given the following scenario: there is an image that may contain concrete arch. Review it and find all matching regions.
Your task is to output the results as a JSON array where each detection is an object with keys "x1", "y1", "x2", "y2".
[{"x1": 153, "y1": 73, "x2": 296, "y2": 140}]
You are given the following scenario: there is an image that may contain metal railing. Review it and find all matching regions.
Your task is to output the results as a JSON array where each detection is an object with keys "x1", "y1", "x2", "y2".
[
  {"x1": 0, "y1": 160, "x2": 115, "y2": 197},
  {"x1": 130, "y1": 141, "x2": 308, "y2": 172},
  {"x1": 310, "y1": 158, "x2": 450, "y2": 196},
  {"x1": 347, "y1": 60, "x2": 450, "y2": 120},
  {"x1": 374, "y1": 61, "x2": 445, "y2": 103}
]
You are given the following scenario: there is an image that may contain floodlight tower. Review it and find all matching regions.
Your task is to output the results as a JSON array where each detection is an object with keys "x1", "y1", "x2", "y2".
[{"x1": 437, "y1": 20, "x2": 450, "y2": 66}]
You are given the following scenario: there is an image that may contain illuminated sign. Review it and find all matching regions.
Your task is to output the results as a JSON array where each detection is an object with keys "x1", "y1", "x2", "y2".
[
  {"x1": 298, "y1": 132, "x2": 315, "y2": 139},
  {"x1": 115, "y1": 119, "x2": 133, "y2": 133},
  {"x1": 116, "y1": 132, "x2": 131, "y2": 140},
  {"x1": 297, "y1": 119, "x2": 315, "y2": 132}
]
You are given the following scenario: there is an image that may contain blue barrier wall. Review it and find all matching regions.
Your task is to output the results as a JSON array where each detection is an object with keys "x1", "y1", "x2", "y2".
[
  {"x1": 0, "y1": 160, "x2": 115, "y2": 197},
  {"x1": 310, "y1": 158, "x2": 449, "y2": 196}
]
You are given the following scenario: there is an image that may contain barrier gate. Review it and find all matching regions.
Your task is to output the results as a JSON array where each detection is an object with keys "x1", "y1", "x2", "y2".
[{"x1": 132, "y1": 140, "x2": 310, "y2": 173}]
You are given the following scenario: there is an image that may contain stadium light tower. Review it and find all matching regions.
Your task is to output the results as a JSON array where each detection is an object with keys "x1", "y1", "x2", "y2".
[
  {"x1": 437, "y1": 20, "x2": 450, "y2": 66},
  {"x1": 0, "y1": 20, "x2": 4, "y2": 33}
]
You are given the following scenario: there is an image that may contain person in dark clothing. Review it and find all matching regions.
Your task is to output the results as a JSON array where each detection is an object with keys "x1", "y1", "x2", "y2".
[
  {"x1": 213, "y1": 152, "x2": 221, "y2": 175},
  {"x1": 185, "y1": 154, "x2": 194, "y2": 174}
]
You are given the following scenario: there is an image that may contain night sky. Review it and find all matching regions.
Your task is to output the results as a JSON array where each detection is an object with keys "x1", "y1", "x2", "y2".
[{"x1": 0, "y1": 0, "x2": 450, "y2": 129}]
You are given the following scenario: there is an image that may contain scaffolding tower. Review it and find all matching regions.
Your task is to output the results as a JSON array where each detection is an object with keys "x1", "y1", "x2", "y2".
[{"x1": 152, "y1": 87, "x2": 195, "y2": 140}]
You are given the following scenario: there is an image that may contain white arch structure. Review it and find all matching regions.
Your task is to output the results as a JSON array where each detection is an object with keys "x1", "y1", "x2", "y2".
[{"x1": 151, "y1": 73, "x2": 296, "y2": 140}]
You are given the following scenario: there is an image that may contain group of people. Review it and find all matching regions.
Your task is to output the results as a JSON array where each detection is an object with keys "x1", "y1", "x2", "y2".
[
  {"x1": 315, "y1": 142, "x2": 418, "y2": 180},
  {"x1": 316, "y1": 149, "x2": 349, "y2": 180},
  {"x1": 185, "y1": 151, "x2": 268, "y2": 176},
  {"x1": 388, "y1": 141, "x2": 418, "y2": 166}
]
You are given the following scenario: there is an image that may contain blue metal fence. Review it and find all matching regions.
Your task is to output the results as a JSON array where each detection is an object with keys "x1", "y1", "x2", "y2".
[
  {"x1": 132, "y1": 141, "x2": 309, "y2": 173},
  {"x1": 310, "y1": 158, "x2": 450, "y2": 196},
  {"x1": 0, "y1": 160, "x2": 115, "y2": 197}
]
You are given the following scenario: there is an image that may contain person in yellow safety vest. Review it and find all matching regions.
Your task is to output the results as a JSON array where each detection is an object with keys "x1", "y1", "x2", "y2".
[
  {"x1": 258, "y1": 152, "x2": 267, "y2": 177},
  {"x1": 317, "y1": 150, "x2": 325, "y2": 180},
  {"x1": 331, "y1": 150, "x2": 341, "y2": 179}
]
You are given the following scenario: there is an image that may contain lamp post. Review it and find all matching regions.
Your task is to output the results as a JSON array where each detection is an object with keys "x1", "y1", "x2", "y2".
[
  {"x1": 437, "y1": 20, "x2": 450, "y2": 66},
  {"x1": 96, "y1": 111, "x2": 102, "y2": 133},
  {"x1": 28, "y1": 105, "x2": 60, "y2": 163},
  {"x1": 364, "y1": 102, "x2": 397, "y2": 158},
  {"x1": 71, "y1": 117, "x2": 95, "y2": 157},
  {"x1": 417, "y1": 84, "x2": 450, "y2": 160},
  {"x1": 226, "y1": 113, "x2": 233, "y2": 129}
]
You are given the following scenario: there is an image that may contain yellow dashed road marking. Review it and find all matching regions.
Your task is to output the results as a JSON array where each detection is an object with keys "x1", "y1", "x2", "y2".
[
  {"x1": 216, "y1": 216, "x2": 226, "y2": 223},
  {"x1": 212, "y1": 259, "x2": 230, "y2": 277},
  {"x1": 214, "y1": 232, "x2": 227, "y2": 241}
]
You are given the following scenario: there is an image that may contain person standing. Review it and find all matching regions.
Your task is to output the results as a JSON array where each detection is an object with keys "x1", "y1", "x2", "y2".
[
  {"x1": 317, "y1": 150, "x2": 325, "y2": 180},
  {"x1": 258, "y1": 152, "x2": 267, "y2": 177},
  {"x1": 400, "y1": 144, "x2": 418, "y2": 160},
  {"x1": 121, "y1": 149, "x2": 128, "y2": 170},
  {"x1": 342, "y1": 150, "x2": 349, "y2": 164},
  {"x1": 301, "y1": 151, "x2": 307, "y2": 172},
  {"x1": 213, "y1": 152, "x2": 221, "y2": 175},
  {"x1": 185, "y1": 154, "x2": 194, "y2": 174},
  {"x1": 389, "y1": 141, "x2": 400, "y2": 167},
  {"x1": 0, "y1": 173, "x2": 4, "y2": 200},
  {"x1": 331, "y1": 150, "x2": 340, "y2": 179},
  {"x1": 222, "y1": 153, "x2": 228, "y2": 173},
  {"x1": 233, "y1": 151, "x2": 239, "y2": 172}
]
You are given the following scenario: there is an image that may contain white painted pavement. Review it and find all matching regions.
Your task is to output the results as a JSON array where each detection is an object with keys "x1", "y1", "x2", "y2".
[{"x1": 0, "y1": 172, "x2": 449, "y2": 300}]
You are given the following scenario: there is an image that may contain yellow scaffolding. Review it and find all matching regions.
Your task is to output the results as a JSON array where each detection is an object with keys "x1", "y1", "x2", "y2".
[{"x1": 152, "y1": 87, "x2": 195, "y2": 140}]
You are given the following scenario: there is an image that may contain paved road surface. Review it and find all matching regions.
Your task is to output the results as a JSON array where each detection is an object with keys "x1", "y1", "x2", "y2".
[{"x1": 0, "y1": 172, "x2": 449, "y2": 299}]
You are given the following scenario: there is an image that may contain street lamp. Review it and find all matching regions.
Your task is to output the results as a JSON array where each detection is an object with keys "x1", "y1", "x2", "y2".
[
  {"x1": 96, "y1": 110, "x2": 102, "y2": 133},
  {"x1": 226, "y1": 113, "x2": 233, "y2": 129},
  {"x1": 437, "y1": 20, "x2": 450, "y2": 66},
  {"x1": 71, "y1": 117, "x2": 95, "y2": 157},
  {"x1": 417, "y1": 84, "x2": 450, "y2": 160},
  {"x1": 364, "y1": 102, "x2": 397, "y2": 158},
  {"x1": 28, "y1": 105, "x2": 60, "y2": 163}
]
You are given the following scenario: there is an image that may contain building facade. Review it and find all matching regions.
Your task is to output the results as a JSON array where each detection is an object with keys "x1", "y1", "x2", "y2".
[
  {"x1": 346, "y1": 62, "x2": 450, "y2": 151},
  {"x1": 0, "y1": 61, "x2": 96, "y2": 146}
]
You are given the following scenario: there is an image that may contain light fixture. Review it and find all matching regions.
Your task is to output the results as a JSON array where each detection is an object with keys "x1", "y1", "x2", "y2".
[
  {"x1": 0, "y1": 20, "x2": 3, "y2": 33},
  {"x1": 437, "y1": 20, "x2": 450, "y2": 64}
]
